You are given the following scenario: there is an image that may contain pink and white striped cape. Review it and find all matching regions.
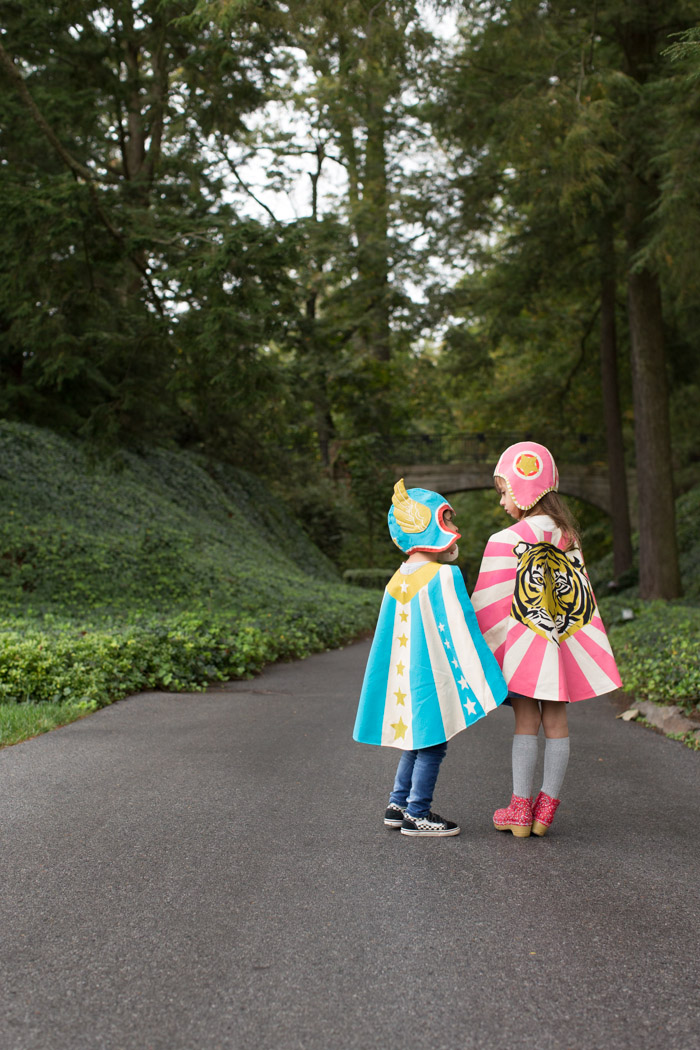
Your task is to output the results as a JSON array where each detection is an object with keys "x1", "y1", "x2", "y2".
[{"x1": 471, "y1": 515, "x2": 621, "y2": 702}]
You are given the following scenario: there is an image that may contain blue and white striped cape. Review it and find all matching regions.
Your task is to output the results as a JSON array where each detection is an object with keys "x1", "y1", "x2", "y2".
[{"x1": 353, "y1": 562, "x2": 508, "y2": 750}]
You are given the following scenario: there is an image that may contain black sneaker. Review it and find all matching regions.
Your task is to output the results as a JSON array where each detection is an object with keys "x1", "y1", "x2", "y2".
[
  {"x1": 384, "y1": 803, "x2": 407, "y2": 827},
  {"x1": 400, "y1": 811, "x2": 461, "y2": 837}
]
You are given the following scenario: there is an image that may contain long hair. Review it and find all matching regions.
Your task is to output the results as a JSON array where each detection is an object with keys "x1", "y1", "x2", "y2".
[{"x1": 525, "y1": 491, "x2": 580, "y2": 551}]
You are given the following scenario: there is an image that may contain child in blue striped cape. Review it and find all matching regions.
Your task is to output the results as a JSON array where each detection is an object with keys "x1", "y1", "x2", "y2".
[{"x1": 353, "y1": 479, "x2": 508, "y2": 837}]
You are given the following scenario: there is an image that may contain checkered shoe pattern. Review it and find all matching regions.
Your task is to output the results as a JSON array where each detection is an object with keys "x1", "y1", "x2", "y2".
[
  {"x1": 384, "y1": 803, "x2": 407, "y2": 827},
  {"x1": 400, "y1": 811, "x2": 461, "y2": 837}
]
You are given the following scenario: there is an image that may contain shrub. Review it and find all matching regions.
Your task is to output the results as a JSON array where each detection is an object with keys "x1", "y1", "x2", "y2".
[
  {"x1": 0, "y1": 594, "x2": 380, "y2": 708},
  {"x1": 606, "y1": 601, "x2": 700, "y2": 715}
]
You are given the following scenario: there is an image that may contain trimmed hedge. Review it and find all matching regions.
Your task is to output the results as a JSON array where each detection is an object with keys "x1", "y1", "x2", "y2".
[{"x1": 0, "y1": 598, "x2": 379, "y2": 709}]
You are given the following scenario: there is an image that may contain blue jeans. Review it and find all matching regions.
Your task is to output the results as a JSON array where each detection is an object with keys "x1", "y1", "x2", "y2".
[{"x1": 389, "y1": 742, "x2": 448, "y2": 818}]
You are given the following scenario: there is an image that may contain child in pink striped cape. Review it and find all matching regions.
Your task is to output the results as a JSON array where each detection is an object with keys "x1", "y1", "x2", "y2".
[{"x1": 471, "y1": 441, "x2": 622, "y2": 837}]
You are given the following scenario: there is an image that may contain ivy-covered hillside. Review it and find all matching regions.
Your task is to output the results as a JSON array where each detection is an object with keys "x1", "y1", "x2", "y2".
[
  {"x1": 0, "y1": 423, "x2": 379, "y2": 742},
  {"x1": 0, "y1": 421, "x2": 343, "y2": 612}
]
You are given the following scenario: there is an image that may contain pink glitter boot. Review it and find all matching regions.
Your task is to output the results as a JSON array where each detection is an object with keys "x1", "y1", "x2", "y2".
[
  {"x1": 531, "y1": 791, "x2": 561, "y2": 836},
  {"x1": 493, "y1": 794, "x2": 533, "y2": 838}
]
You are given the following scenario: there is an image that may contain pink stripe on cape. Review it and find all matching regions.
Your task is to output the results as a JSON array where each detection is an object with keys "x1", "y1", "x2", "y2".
[{"x1": 471, "y1": 516, "x2": 622, "y2": 702}]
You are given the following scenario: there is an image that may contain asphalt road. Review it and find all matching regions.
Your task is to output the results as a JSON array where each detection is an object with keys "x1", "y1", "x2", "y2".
[{"x1": 1, "y1": 639, "x2": 698, "y2": 1050}]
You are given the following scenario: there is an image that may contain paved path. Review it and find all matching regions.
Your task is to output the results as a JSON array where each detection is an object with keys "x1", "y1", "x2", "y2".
[{"x1": 1, "y1": 641, "x2": 698, "y2": 1050}]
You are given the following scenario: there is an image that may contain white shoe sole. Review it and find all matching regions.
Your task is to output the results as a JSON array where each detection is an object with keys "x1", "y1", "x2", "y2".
[{"x1": 400, "y1": 826, "x2": 461, "y2": 837}]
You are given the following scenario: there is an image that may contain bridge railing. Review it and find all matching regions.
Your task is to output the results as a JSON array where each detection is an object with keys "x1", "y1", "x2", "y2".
[{"x1": 389, "y1": 431, "x2": 606, "y2": 466}]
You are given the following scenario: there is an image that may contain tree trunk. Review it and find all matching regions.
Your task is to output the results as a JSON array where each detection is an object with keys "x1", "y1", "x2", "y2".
[
  {"x1": 616, "y1": 1, "x2": 682, "y2": 599},
  {"x1": 626, "y1": 262, "x2": 681, "y2": 598},
  {"x1": 306, "y1": 149, "x2": 334, "y2": 469},
  {"x1": 305, "y1": 290, "x2": 335, "y2": 470},
  {"x1": 357, "y1": 94, "x2": 391, "y2": 363},
  {"x1": 599, "y1": 224, "x2": 633, "y2": 580}
]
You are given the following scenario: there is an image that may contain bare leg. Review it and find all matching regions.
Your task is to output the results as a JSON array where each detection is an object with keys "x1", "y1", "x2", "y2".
[
  {"x1": 511, "y1": 696, "x2": 542, "y2": 735},
  {"x1": 541, "y1": 700, "x2": 569, "y2": 739}
]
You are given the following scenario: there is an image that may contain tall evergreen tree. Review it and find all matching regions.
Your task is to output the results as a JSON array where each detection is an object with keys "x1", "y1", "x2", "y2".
[
  {"x1": 434, "y1": 0, "x2": 696, "y2": 597},
  {"x1": 0, "y1": 0, "x2": 297, "y2": 455}
]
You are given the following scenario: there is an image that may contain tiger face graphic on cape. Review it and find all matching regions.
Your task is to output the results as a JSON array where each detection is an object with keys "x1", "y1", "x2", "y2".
[{"x1": 511, "y1": 540, "x2": 595, "y2": 644}]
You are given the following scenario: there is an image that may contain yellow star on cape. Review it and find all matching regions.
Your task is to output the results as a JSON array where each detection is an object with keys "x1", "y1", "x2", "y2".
[
  {"x1": 399, "y1": 611, "x2": 408, "y2": 622},
  {"x1": 396, "y1": 661, "x2": 405, "y2": 676},
  {"x1": 391, "y1": 717, "x2": 408, "y2": 741},
  {"x1": 394, "y1": 688, "x2": 407, "y2": 706},
  {"x1": 397, "y1": 633, "x2": 408, "y2": 647}
]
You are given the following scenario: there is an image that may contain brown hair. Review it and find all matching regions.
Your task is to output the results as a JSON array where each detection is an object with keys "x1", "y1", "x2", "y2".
[{"x1": 525, "y1": 491, "x2": 580, "y2": 551}]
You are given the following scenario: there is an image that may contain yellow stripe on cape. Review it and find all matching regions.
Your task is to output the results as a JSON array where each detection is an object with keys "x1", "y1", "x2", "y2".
[{"x1": 386, "y1": 562, "x2": 441, "y2": 605}]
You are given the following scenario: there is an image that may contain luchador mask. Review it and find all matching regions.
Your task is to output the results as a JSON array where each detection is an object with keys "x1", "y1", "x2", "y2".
[
  {"x1": 388, "y1": 479, "x2": 461, "y2": 554},
  {"x1": 494, "y1": 442, "x2": 559, "y2": 511}
]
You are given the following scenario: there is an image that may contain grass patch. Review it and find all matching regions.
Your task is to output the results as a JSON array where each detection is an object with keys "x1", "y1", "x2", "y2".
[{"x1": 0, "y1": 701, "x2": 95, "y2": 749}]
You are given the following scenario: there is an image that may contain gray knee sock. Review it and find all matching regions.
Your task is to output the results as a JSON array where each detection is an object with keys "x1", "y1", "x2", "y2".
[
  {"x1": 541, "y1": 737, "x2": 570, "y2": 799},
  {"x1": 512, "y1": 734, "x2": 538, "y2": 799}
]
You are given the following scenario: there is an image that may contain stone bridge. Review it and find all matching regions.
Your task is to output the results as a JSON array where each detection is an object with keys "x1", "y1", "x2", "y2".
[
  {"x1": 395, "y1": 462, "x2": 622, "y2": 515},
  {"x1": 334, "y1": 432, "x2": 635, "y2": 517}
]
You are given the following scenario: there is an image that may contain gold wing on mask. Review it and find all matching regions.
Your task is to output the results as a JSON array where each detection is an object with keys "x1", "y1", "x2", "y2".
[{"x1": 392, "y1": 479, "x2": 431, "y2": 533}]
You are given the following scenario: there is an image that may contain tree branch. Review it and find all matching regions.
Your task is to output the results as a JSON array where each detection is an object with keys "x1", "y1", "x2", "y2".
[
  {"x1": 0, "y1": 39, "x2": 165, "y2": 315},
  {"x1": 214, "y1": 138, "x2": 282, "y2": 223},
  {"x1": 560, "y1": 303, "x2": 600, "y2": 402},
  {"x1": 0, "y1": 40, "x2": 115, "y2": 184}
]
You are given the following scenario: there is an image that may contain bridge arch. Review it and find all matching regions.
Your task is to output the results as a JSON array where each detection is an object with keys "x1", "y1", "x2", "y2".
[{"x1": 396, "y1": 463, "x2": 632, "y2": 517}]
